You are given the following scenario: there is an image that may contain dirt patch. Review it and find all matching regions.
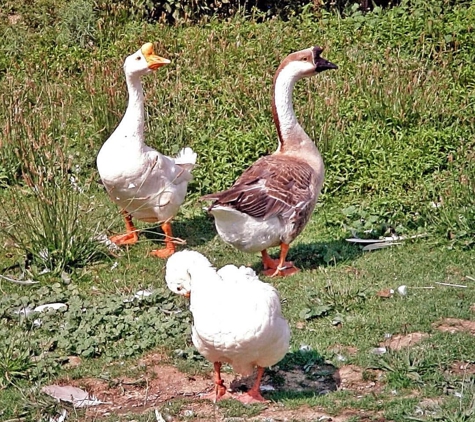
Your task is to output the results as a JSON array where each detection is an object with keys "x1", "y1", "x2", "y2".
[
  {"x1": 433, "y1": 318, "x2": 475, "y2": 335},
  {"x1": 156, "y1": 404, "x2": 386, "y2": 422},
  {"x1": 328, "y1": 344, "x2": 359, "y2": 357},
  {"x1": 382, "y1": 332, "x2": 429, "y2": 351},
  {"x1": 56, "y1": 352, "x2": 340, "y2": 420},
  {"x1": 52, "y1": 352, "x2": 390, "y2": 420},
  {"x1": 333, "y1": 365, "x2": 384, "y2": 393},
  {"x1": 448, "y1": 361, "x2": 475, "y2": 376},
  {"x1": 8, "y1": 14, "x2": 22, "y2": 24},
  {"x1": 344, "y1": 266, "x2": 366, "y2": 278},
  {"x1": 415, "y1": 397, "x2": 443, "y2": 418},
  {"x1": 65, "y1": 364, "x2": 217, "y2": 416}
]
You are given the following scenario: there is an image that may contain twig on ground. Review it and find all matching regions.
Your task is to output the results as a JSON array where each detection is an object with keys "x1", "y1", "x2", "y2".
[
  {"x1": 434, "y1": 282, "x2": 467, "y2": 288},
  {"x1": 0, "y1": 274, "x2": 39, "y2": 285}
]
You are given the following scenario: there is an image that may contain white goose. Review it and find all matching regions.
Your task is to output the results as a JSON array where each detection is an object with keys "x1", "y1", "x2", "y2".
[
  {"x1": 97, "y1": 43, "x2": 197, "y2": 258},
  {"x1": 165, "y1": 250, "x2": 290, "y2": 403},
  {"x1": 201, "y1": 46, "x2": 337, "y2": 276}
]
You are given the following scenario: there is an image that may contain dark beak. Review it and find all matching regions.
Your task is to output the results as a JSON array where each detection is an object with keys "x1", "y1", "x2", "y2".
[
  {"x1": 312, "y1": 46, "x2": 338, "y2": 73},
  {"x1": 315, "y1": 56, "x2": 338, "y2": 72}
]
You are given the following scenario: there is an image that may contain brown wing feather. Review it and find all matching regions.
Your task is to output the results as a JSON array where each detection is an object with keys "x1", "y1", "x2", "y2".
[{"x1": 201, "y1": 155, "x2": 318, "y2": 222}]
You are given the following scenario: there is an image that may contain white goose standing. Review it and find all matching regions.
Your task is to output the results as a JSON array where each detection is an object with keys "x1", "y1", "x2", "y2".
[
  {"x1": 165, "y1": 250, "x2": 290, "y2": 403},
  {"x1": 201, "y1": 46, "x2": 337, "y2": 276},
  {"x1": 97, "y1": 43, "x2": 197, "y2": 258}
]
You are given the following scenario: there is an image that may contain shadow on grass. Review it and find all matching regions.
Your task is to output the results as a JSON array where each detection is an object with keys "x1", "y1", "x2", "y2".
[
  {"x1": 252, "y1": 238, "x2": 364, "y2": 273},
  {"x1": 292, "y1": 238, "x2": 364, "y2": 270},
  {"x1": 141, "y1": 213, "x2": 216, "y2": 248},
  {"x1": 142, "y1": 214, "x2": 363, "y2": 272},
  {"x1": 229, "y1": 349, "x2": 339, "y2": 401}
]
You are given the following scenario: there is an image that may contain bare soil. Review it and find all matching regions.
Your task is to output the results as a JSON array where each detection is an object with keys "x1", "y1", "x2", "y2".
[
  {"x1": 381, "y1": 332, "x2": 429, "y2": 350},
  {"x1": 433, "y1": 318, "x2": 475, "y2": 335},
  {"x1": 56, "y1": 351, "x2": 390, "y2": 421}
]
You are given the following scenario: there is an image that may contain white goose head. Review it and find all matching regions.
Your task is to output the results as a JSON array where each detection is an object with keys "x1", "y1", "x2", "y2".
[
  {"x1": 165, "y1": 250, "x2": 214, "y2": 296},
  {"x1": 277, "y1": 46, "x2": 338, "y2": 81},
  {"x1": 123, "y1": 42, "x2": 170, "y2": 78}
]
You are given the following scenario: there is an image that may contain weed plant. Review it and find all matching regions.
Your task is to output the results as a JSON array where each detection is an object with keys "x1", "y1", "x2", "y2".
[{"x1": 0, "y1": 74, "x2": 108, "y2": 276}]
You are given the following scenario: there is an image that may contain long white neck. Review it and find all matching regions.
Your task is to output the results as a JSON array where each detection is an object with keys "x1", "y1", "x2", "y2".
[
  {"x1": 114, "y1": 74, "x2": 145, "y2": 143},
  {"x1": 272, "y1": 64, "x2": 317, "y2": 156}
]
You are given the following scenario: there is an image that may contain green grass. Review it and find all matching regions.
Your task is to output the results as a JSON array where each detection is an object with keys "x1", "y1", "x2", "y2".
[{"x1": 1, "y1": 0, "x2": 475, "y2": 420}]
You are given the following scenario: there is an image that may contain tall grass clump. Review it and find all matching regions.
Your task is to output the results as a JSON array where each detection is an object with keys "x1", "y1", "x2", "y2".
[
  {"x1": 0, "y1": 74, "x2": 108, "y2": 276},
  {"x1": 56, "y1": 0, "x2": 98, "y2": 48},
  {"x1": 430, "y1": 145, "x2": 475, "y2": 249}
]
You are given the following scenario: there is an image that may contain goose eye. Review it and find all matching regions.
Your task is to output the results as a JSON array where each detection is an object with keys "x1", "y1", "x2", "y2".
[
  {"x1": 176, "y1": 286, "x2": 182, "y2": 291},
  {"x1": 136, "y1": 56, "x2": 141, "y2": 61},
  {"x1": 301, "y1": 57, "x2": 308, "y2": 61}
]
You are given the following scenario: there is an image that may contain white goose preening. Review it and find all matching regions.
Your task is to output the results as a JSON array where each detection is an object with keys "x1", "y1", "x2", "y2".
[
  {"x1": 97, "y1": 43, "x2": 197, "y2": 258},
  {"x1": 201, "y1": 46, "x2": 337, "y2": 276},
  {"x1": 165, "y1": 250, "x2": 290, "y2": 403}
]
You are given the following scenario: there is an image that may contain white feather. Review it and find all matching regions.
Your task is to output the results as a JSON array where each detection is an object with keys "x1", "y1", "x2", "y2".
[
  {"x1": 165, "y1": 250, "x2": 290, "y2": 376},
  {"x1": 96, "y1": 45, "x2": 196, "y2": 224}
]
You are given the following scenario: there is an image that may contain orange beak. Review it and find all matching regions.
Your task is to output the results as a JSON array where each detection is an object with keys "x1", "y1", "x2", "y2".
[
  {"x1": 184, "y1": 291, "x2": 190, "y2": 299},
  {"x1": 141, "y1": 42, "x2": 170, "y2": 70}
]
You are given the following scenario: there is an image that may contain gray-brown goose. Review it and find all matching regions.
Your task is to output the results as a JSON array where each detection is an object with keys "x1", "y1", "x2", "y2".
[{"x1": 201, "y1": 46, "x2": 337, "y2": 277}]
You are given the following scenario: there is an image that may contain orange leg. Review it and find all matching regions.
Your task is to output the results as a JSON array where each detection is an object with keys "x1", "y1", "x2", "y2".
[
  {"x1": 149, "y1": 221, "x2": 176, "y2": 258},
  {"x1": 237, "y1": 366, "x2": 268, "y2": 404},
  {"x1": 262, "y1": 243, "x2": 299, "y2": 277},
  {"x1": 261, "y1": 249, "x2": 279, "y2": 270},
  {"x1": 110, "y1": 211, "x2": 139, "y2": 245},
  {"x1": 200, "y1": 362, "x2": 229, "y2": 402}
]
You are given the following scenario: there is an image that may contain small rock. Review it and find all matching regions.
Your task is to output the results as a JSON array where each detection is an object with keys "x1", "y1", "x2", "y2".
[
  {"x1": 64, "y1": 356, "x2": 82, "y2": 368},
  {"x1": 376, "y1": 288, "x2": 394, "y2": 298},
  {"x1": 34, "y1": 303, "x2": 67, "y2": 312},
  {"x1": 397, "y1": 285, "x2": 408, "y2": 296}
]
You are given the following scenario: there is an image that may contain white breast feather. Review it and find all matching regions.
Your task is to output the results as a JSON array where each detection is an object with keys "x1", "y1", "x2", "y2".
[{"x1": 185, "y1": 259, "x2": 290, "y2": 376}]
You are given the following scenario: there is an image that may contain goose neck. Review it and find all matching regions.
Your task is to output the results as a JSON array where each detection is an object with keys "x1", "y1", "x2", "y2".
[
  {"x1": 120, "y1": 74, "x2": 145, "y2": 137},
  {"x1": 272, "y1": 67, "x2": 310, "y2": 153}
]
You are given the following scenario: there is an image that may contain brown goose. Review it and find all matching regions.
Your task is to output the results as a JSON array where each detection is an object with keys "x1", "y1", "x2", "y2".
[{"x1": 201, "y1": 46, "x2": 337, "y2": 277}]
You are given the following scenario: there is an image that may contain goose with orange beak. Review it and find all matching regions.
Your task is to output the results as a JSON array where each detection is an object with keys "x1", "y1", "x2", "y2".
[{"x1": 97, "y1": 43, "x2": 197, "y2": 258}]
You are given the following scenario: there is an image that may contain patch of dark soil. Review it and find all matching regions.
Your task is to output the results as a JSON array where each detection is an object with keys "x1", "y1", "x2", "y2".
[
  {"x1": 448, "y1": 361, "x2": 475, "y2": 375},
  {"x1": 333, "y1": 365, "x2": 384, "y2": 393}
]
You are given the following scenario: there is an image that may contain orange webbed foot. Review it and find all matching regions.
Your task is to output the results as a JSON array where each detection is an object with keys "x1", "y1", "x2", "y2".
[
  {"x1": 262, "y1": 262, "x2": 300, "y2": 277},
  {"x1": 199, "y1": 381, "x2": 230, "y2": 402},
  {"x1": 261, "y1": 244, "x2": 299, "y2": 277},
  {"x1": 236, "y1": 390, "x2": 268, "y2": 404},
  {"x1": 149, "y1": 246, "x2": 175, "y2": 259},
  {"x1": 261, "y1": 250, "x2": 279, "y2": 271},
  {"x1": 110, "y1": 231, "x2": 139, "y2": 246}
]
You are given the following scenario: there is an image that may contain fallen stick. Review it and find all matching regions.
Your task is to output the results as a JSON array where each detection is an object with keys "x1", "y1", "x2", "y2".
[{"x1": 434, "y1": 282, "x2": 467, "y2": 288}]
